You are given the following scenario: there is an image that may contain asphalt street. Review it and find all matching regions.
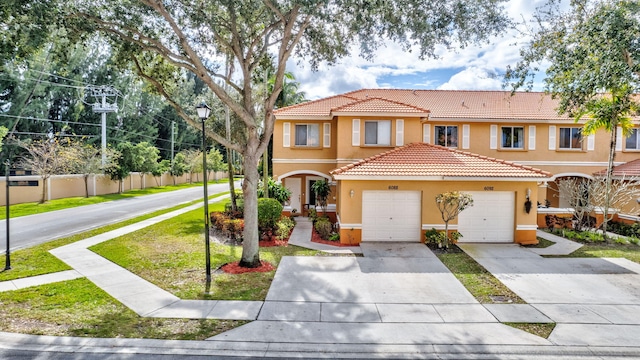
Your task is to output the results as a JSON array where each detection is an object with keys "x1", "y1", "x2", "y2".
[{"x1": 1, "y1": 182, "x2": 236, "y2": 251}]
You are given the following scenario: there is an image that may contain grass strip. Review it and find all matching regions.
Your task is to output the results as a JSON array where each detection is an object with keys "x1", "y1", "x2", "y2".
[
  {"x1": 0, "y1": 179, "x2": 227, "y2": 220},
  {"x1": 549, "y1": 243, "x2": 640, "y2": 264},
  {"x1": 0, "y1": 278, "x2": 246, "y2": 339},
  {"x1": 91, "y1": 204, "x2": 323, "y2": 301},
  {"x1": 0, "y1": 192, "x2": 228, "y2": 282},
  {"x1": 435, "y1": 248, "x2": 525, "y2": 304},
  {"x1": 505, "y1": 323, "x2": 556, "y2": 339}
]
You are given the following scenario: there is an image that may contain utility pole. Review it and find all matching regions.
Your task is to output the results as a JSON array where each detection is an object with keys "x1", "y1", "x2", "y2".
[
  {"x1": 171, "y1": 121, "x2": 175, "y2": 163},
  {"x1": 86, "y1": 86, "x2": 121, "y2": 166},
  {"x1": 4, "y1": 160, "x2": 10, "y2": 270}
]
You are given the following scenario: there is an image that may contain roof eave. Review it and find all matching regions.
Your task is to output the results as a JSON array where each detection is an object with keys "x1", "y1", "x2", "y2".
[
  {"x1": 332, "y1": 111, "x2": 430, "y2": 118},
  {"x1": 332, "y1": 175, "x2": 550, "y2": 181}
]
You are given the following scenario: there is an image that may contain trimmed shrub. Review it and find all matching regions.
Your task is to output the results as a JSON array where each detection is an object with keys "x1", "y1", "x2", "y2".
[
  {"x1": 275, "y1": 216, "x2": 296, "y2": 240},
  {"x1": 258, "y1": 198, "x2": 283, "y2": 231},
  {"x1": 425, "y1": 228, "x2": 447, "y2": 248},
  {"x1": 315, "y1": 217, "x2": 332, "y2": 240},
  {"x1": 223, "y1": 219, "x2": 244, "y2": 241}
]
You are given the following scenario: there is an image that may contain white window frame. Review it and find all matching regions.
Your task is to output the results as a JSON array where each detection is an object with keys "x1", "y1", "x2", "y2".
[
  {"x1": 558, "y1": 127, "x2": 583, "y2": 150},
  {"x1": 294, "y1": 123, "x2": 320, "y2": 147},
  {"x1": 434, "y1": 125, "x2": 458, "y2": 148},
  {"x1": 364, "y1": 120, "x2": 392, "y2": 146},
  {"x1": 501, "y1": 126, "x2": 525, "y2": 149},
  {"x1": 626, "y1": 128, "x2": 640, "y2": 150}
]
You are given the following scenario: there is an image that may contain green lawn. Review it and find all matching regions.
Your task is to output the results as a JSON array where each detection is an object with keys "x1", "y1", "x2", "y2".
[
  {"x1": 436, "y1": 248, "x2": 525, "y2": 304},
  {"x1": 0, "y1": 179, "x2": 227, "y2": 220},
  {"x1": 91, "y1": 201, "x2": 323, "y2": 300},
  {"x1": 0, "y1": 278, "x2": 245, "y2": 339}
]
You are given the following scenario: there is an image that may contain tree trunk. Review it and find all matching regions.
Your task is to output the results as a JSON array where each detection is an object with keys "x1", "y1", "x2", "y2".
[
  {"x1": 239, "y1": 151, "x2": 261, "y2": 268},
  {"x1": 603, "y1": 125, "x2": 617, "y2": 240},
  {"x1": 227, "y1": 147, "x2": 237, "y2": 211},
  {"x1": 40, "y1": 176, "x2": 47, "y2": 203},
  {"x1": 84, "y1": 174, "x2": 89, "y2": 198}
]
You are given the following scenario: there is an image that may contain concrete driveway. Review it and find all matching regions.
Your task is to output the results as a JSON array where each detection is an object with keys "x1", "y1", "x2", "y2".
[{"x1": 459, "y1": 243, "x2": 640, "y2": 347}]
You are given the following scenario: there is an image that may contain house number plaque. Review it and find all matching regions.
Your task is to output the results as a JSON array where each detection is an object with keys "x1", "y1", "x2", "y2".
[
  {"x1": 388, "y1": 185, "x2": 399, "y2": 190},
  {"x1": 484, "y1": 186, "x2": 494, "y2": 191}
]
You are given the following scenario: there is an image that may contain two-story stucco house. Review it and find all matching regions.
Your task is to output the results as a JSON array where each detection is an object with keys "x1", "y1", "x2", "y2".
[{"x1": 272, "y1": 89, "x2": 640, "y2": 245}]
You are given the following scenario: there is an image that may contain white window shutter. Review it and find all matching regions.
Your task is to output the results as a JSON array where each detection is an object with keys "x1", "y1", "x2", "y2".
[
  {"x1": 283, "y1": 122, "x2": 290, "y2": 148},
  {"x1": 352, "y1": 119, "x2": 360, "y2": 146},
  {"x1": 528, "y1": 125, "x2": 536, "y2": 150},
  {"x1": 396, "y1": 119, "x2": 404, "y2": 146},
  {"x1": 323, "y1": 123, "x2": 331, "y2": 148},
  {"x1": 548, "y1": 125, "x2": 556, "y2": 150},
  {"x1": 490, "y1": 125, "x2": 498, "y2": 149},
  {"x1": 616, "y1": 127, "x2": 623, "y2": 151},
  {"x1": 462, "y1": 124, "x2": 470, "y2": 149},
  {"x1": 423, "y1": 124, "x2": 430, "y2": 143},
  {"x1": 587, "y1": 134, "x2": 595, "y2": 151}
]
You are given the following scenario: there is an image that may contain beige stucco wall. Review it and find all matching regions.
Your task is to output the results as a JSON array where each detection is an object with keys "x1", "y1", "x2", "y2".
[{"x1": 0, "y1": 171, "x2": 223, "y2": 206}]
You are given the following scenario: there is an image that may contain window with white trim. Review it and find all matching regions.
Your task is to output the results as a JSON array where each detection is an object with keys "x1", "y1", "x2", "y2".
[
  {"x1": 559, "y1": 127, "x2": 582, "y2": 149},
  {"x1": 434, "y1": 125, "x2": 458, "y2": 147},
  {"x1": 364, "y1": 120, "x2": 391, "y2": 146},
  {"x1": 501, "y1": 126, "x2": 524, "y2": 149},
  {"x1": 626, "y1": 129, "x2": 640, "y2": 150},
  {"x1": 294, "y1": 124, "x2": 319, "y2": 147}
]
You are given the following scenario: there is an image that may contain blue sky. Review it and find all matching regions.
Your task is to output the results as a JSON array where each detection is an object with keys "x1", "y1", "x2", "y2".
[{"x1": 289, "y1": 0, "x2": 550, "y2": 100}]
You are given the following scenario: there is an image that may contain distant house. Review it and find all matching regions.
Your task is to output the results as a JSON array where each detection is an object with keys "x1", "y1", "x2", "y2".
[{"x1": 273, "y1": 89, "x2": 640, "y2": 244}]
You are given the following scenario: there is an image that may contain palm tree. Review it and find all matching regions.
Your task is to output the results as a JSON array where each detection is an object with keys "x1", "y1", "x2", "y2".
[{"x1": 579, "y1": 87, "x2": 636, "y2": 236}]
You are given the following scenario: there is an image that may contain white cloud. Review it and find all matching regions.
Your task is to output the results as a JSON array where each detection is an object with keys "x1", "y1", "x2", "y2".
[
  {"x1": 437, "y1": 67, "x2": 503, "y2": 90},
  {"x1": 288, "y1": 0, "x2": 548, "y2": 99}
]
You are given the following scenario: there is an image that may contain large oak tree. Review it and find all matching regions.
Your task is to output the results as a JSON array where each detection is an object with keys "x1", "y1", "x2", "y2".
[
  {"x1": 41, "y1": 0, "x2": 510, "y2": 267},
  {"x1": 506, "y1": 0, "x2": 640, "y2": 235}
]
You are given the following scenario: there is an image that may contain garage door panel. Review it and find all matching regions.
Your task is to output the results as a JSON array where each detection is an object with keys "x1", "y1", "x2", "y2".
[
  {"x1": 362, "y1": 191, "x2": 421, "y2": 242},
  {"x1": 458, "y1": 191, "x2": 514, "y2": 243}
]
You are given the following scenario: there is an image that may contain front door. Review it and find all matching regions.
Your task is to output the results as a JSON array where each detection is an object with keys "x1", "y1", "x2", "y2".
[{"x1": 284, "y1": 177, "x2": 301, "y2": 212}]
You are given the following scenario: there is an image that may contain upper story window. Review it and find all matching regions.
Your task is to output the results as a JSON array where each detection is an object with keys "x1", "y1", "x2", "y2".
[
  {"x1": 501, "y1": 126, "x2": 524, "y2": 149},
  {"x1": 559, "y1": 127, "x2": 582, "y2": 149},
  {"x1": 626, "y1": 129, "x2": 640, "y2": 150},
  {"x1": 435, "y1": 125, "x2": 458, "y2": 147},
  {"x1": 295, "y1": 124, "x2": 319, "y2": 147},
  {"x1": 364, "y1": 120, "x2": 391, "y2": 146}
]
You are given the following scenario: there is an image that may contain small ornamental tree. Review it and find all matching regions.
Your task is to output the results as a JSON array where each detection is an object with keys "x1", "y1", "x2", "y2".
[
  {"x1": 435, "y1": 191, "x2": 474, "y2": 248},
  {"x1": 311, "y1": 180, "x2": 331, "y2": 216}
]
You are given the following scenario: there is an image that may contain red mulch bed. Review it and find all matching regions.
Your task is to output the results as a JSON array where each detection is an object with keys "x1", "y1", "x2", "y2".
[
  {"x1": 221, "y1": 261, "x2": 275, "y2": 274},
  {"x1": 310, "y1": 228, "x2": 354, "y2": 247},
  {"x1": 259, "y1": 238, "x2": 289, "y2": 247}
]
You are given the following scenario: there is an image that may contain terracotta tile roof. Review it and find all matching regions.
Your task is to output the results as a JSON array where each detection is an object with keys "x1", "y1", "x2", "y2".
[
  {"x1": 594, "y1": 159, "x2": 640, "y2": 177},
  {"x1": 330, "y1": 142, "x2": 552, "y2": 179},
  {"x1": 332, "y1": 97, "x2": 430, "y2": 114},
  {"x1": 275, "y1": 89, "x2": 571, "y2": 120}
]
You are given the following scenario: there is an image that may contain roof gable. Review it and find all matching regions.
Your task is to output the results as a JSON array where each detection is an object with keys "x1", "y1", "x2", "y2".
[{"x1": 331, "y1": 142, "x2": 552, "y2": 180}]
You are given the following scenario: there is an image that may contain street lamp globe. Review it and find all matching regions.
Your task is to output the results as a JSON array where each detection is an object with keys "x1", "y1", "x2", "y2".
[{"x1": 196, "y1": 102, "x2": 211, "y2": 121}]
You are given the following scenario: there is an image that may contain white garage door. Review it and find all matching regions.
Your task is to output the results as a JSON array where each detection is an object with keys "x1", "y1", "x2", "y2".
[
  {"x1": 362, "y1": 191, "x2": 421, "y2": 242},
  {"x1": 457, "y1": 191, "x2": 515, "y2": 243}
]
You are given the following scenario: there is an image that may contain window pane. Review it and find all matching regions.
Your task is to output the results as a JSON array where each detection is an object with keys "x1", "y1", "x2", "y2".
[
  {"x1": 308, "y1": 124, "x2": 319, "y2": 146},
  {"x1": 377, "y1": 120, "x2": 391, "y2": 145},
  {"x1": 364, "y1": 122, "x2": 377, "y2": 144},
  {"x1": 435, "y1": 126, "x2": 446, "y2": 146},
  {"x1": 295, "y1": 125, "x2": 307, "y2": 146},
  {"x1": 514, "y1": 127, "x2": 524, "y2": 148},
  {"x1": 447, "y1": 126, "x2": 458, "y2": 147},
  {"x1": 627, "y1": 129, "x2": 638, "y2": 149},
  {"x1": 502, "y1": 128, "x2": 512, "y2": 148},
  {"x1": 571, "y1": 128, "x2": 581, "y2": 148},
  {"x1": 559, "y1": 128, "x2": 571, "y2": 148}
]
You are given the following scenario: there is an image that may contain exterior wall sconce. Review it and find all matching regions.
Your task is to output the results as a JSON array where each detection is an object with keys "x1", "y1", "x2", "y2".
[
  {"x1": 524, "y1": 188, "x2": 532, "y2": 214},
  {"x1": 350, "y1": 189, "x2": 355, "y2": 198}
]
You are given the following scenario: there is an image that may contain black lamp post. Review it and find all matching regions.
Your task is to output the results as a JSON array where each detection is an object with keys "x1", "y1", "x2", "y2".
[
  {"x1": 196, "y1": 102, "x2": 212, "y2": 282},
  {"x1": 4, "y1": 160, "x2": 10, "y2": 270}
]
